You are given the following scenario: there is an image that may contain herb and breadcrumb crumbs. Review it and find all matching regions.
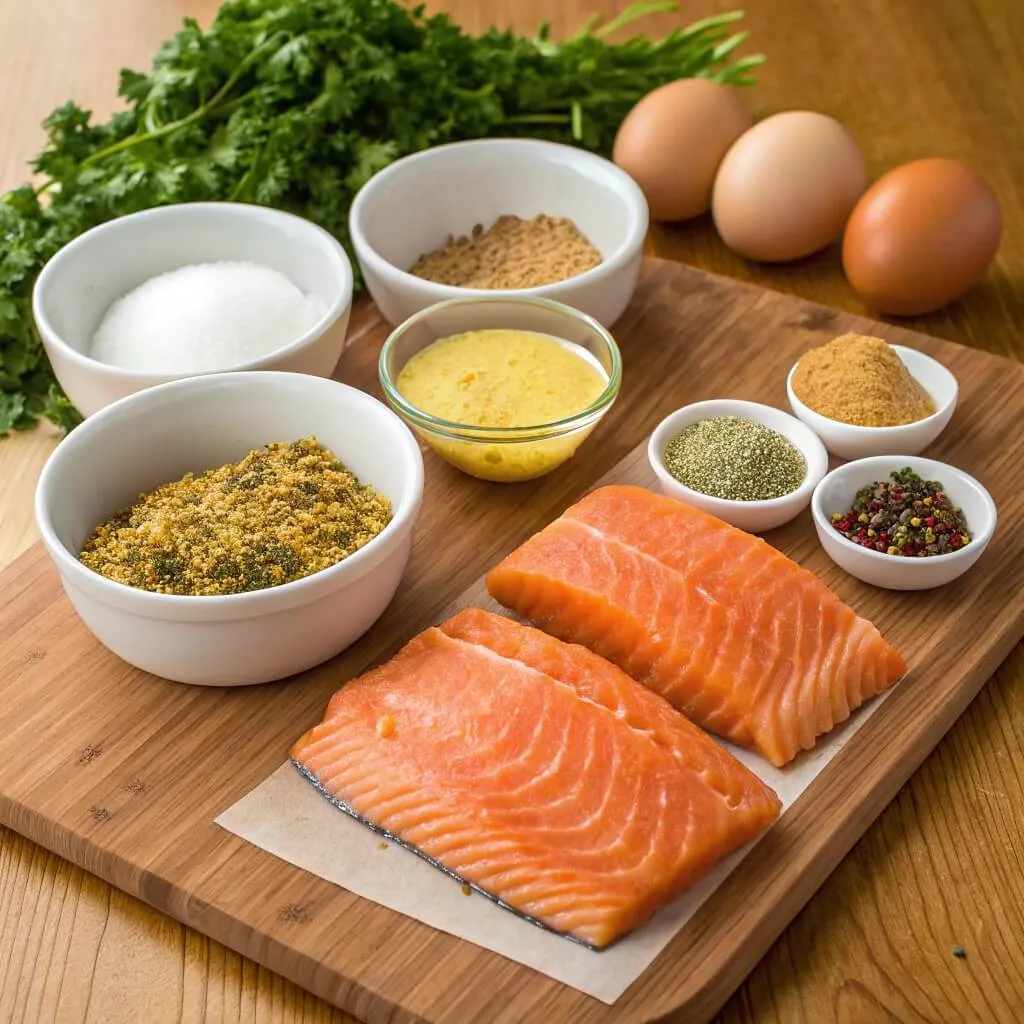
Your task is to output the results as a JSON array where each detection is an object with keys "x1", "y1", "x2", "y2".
[{"x1": 80, "y1": 437, "x2": 392, "y2": 596}]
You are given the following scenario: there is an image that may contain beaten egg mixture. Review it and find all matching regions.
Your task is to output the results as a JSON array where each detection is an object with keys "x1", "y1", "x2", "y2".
[{"x1": 395, "y1": 329, "x2": 608, "y2": 481}]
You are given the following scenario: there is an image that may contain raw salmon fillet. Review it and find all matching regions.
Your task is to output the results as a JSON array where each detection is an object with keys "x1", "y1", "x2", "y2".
[
  {"x1": 487, "y1": 485, "x2": 907, "y2": 767},
  {"x1": 292, "y1": 608, "x2": 780, "y2": 948}
]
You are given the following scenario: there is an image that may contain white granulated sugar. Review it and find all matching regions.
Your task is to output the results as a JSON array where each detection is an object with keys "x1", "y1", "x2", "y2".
[{"x1": 89, "y1": 261, "x2": 328, "y2": 373}]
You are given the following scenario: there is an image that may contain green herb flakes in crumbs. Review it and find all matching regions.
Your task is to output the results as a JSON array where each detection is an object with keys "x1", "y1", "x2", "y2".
[{"x1": 80, "y1": 437, "x2": 392, "y2": 595}]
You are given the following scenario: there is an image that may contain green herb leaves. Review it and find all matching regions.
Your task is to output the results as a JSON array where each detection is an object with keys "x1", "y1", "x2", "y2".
[{"x1": 0, "y1": 0, "x2": 762, "y2": 435}]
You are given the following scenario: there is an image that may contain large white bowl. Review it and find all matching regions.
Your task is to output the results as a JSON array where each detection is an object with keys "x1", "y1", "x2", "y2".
[
  {"x1": 647, "y1": 399, "x2": 830, "y2": 533},
  {"x1": 33, "y1": 202, "x2": 354, "y2": 417},
  {"x1": 34, "y1": 372, "x2": 424, "y2": 685},
  {"x1": 349, "y1": 138, "x2": 649, "y2": 328},
  {"x1": 787, "y1": 345, "x2": 958, "y2": 460},
  {"x1": 811, "y1": 455, "x2": 996, "y2": 590}
]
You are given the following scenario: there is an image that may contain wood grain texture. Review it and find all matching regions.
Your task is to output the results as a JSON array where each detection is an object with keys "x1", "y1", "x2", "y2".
[
  {"x1": 1, "y1": 260, "x2": 1023, "y2": 1023},
  {"x1": 0, "y1": 1, "x2": 1022, "y2": 1023}
]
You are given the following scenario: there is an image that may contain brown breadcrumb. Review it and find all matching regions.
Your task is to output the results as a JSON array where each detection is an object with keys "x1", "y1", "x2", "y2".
[
  {"x1": 407, "y1": 214, "x2": 603, "y2": 289},
  {"x1": 80, "y1": 437, "x2": 392, "y2": 596},
  {"x1": 791, "y1": 333, "x2": 936, "y2": 427}
]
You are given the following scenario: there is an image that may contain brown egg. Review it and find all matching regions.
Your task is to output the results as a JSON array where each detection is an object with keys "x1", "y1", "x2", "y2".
[
  {"x1": 842, "y1": 158, "x2": 1002, "y2": 316},
  {"x1": 711, "y1": 111, "x2": 866, "y2": 262},
  {"x1": 612, "y1": 78, "x2": 753, "y2": 222}
]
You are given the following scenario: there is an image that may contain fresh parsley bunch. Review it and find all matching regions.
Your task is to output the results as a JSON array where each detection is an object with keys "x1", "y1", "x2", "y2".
[{"x1": 0, "y1": 0, "x2": 762, "y2": 435}]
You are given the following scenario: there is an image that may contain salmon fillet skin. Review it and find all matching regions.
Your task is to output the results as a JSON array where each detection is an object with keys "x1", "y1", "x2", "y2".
[
  {"x1": 486, "y1": 485, "x2": 907, "y2": 768},
  {"x1": 291, "y1": 608, "x2": 781, "y2": 949}
]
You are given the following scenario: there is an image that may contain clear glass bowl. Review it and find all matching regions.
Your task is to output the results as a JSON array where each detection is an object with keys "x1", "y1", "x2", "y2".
[{"x1": 379, "y1": 296, "x2": 622, "y2": 483}]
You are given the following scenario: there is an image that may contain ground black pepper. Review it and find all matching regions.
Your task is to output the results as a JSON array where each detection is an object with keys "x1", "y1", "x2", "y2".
[
  {"x1": 663, "y1": 416, "x2": 807, "y2": 501},
  {"x1": 831, "y1": 468, "x2": 970, "y2": 557}
]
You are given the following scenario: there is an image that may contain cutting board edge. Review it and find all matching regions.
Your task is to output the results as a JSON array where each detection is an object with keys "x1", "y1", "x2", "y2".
[
  {"x1": 1, "y1": 597, "x2": 1018, "y2": 1024},
  {"x1": 0, "y1": 787, "x2": 427, "y2": 1024},
  {"x1": 649, "y1": 610, "x2": 1024, "y2": 1024}
]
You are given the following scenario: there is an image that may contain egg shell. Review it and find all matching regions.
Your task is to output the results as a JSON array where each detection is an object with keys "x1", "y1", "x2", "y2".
[
  {"x1": 612, "y1": 78, "x2": 753, "y2": 222},
  {"x1": 712, "y1": 111, "x2": 867, "y2": 262},
  {"x1": 842, "y1": 158, "x2": 1002, "y2": 316}
]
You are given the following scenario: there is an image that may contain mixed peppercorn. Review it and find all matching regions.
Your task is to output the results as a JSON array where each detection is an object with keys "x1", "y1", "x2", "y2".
[{"x1": 831, "y1": 468, "x2": 971, "y2": 557}]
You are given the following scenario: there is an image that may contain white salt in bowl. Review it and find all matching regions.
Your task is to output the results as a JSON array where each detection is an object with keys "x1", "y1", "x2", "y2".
[
  {"x1": 349, "y1": 138, "x2": 649, "y2": 328},
  {"x1": 33, "y1": 202, "x2": 354, "y2": 417},
  {"x1": 35, "y1": 372, "x2": 423, "y2": 686},
  {"x1": 648, "y1": 399, "x2": 829, "y2": 534},
  {"x1": 786, "y1": 345, "x2": 958, "y2": 460}
]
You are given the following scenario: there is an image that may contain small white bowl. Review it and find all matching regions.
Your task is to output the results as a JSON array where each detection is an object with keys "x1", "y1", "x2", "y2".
[
  {"x1": 349, "y1": 138, "x2": 649, "y2": 328},
  {"x1": 787, "y1": 345, "x2": 958, "y2": 460},
  {"x1": 811, "y1": 455, "x2": 996, "y2": 590},
  {"x1": 35, "y1": 372, "x2": 423, "y2": 686},
  {"x1": 647, "y1": 399, "x2": 830, "y2": 533},
  {"x1": 33, "y1": 202, "x2": 354, "y2": 417}
]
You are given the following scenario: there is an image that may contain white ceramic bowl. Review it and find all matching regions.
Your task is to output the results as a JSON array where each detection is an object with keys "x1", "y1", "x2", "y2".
[
  {"x1": 35, "y1": 372, "x2": 423, "y2": 686},
  {"x1": 787, "y1": 345, "x2": 958, "y2": 460},
  {"x1": 811, "y1": 455, "x2": 996, "y2": 590},
  {"x1": 349, "y1": 138, "x2": 649, "y2": 328},
  {"x1": 647, "y1": 399, "x2": 830, "y2": 533},
  {"x1": 33, "y1": 202, "x2": 354, "y2": 417}
]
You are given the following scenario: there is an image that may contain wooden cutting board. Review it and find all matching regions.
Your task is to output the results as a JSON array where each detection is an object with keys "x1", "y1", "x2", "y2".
[{"x1": 0, "y1": 258, "x2": 1021, "y2": 1024}]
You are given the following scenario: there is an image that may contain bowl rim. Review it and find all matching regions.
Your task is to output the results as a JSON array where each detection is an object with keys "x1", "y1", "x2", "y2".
[
  {"x1": 349, "y1": 137, "x2": 650, "y2": 299},
  {"x1": 34, "y1": 371, "x2": 424, "y2": 611},
  {"x1": 787, "y1": 344, "x2": 958, "y2": 434},
  {"x1": 31, "y1": 201, "x2": 354, "y2": 380},
  {"x1": 647, "y1": 398, "x2": 831, "y2": 512},
  {"x1": 378, "y1": 295, "x2": 623, "y2": 440},
  {"x1": 810, "y1": 455, "x2": 997, "y2": 567}
]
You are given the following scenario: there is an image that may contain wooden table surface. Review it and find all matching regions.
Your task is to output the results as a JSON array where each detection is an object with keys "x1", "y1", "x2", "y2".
[{"x1": 1, "y1": 2, "x2": 1022, "y2": 1022}]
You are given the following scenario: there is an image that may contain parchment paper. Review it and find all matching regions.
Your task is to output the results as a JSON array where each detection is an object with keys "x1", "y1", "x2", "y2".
[{"x1": 216, "y1": 694, "x2": 886, "y2": 1005}]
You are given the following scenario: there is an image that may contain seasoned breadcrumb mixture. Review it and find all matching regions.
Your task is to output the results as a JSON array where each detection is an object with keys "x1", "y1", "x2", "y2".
[
  {"x1": 408, "y1": 214, "x2": 603, "y2": 289},
  {"x1": 80, "y1": 437, "x2": 392, "y2": 596}
]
